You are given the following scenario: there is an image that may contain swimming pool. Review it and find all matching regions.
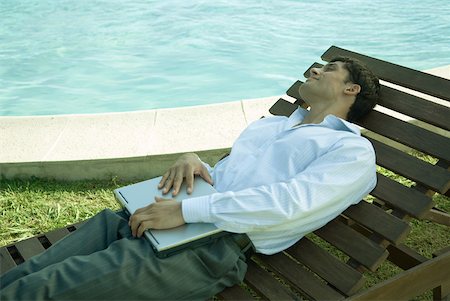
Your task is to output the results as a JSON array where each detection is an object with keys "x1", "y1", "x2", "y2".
[{"x1": 1, "y1": 0, "x2": 449, "y2": 116}]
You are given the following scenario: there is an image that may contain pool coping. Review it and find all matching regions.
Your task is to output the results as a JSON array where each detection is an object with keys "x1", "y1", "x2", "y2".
[
  {"x1": 1, "y1": 65, "x2": 449, "y2": 181},
  {"x1": 0, "y1": 95, "x2": 282, "y2": 181}
]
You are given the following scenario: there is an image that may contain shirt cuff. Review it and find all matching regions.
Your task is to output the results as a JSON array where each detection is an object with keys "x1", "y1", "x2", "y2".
[{"x1": 181, "y1": 195, "x2": 212, "y2": 223}]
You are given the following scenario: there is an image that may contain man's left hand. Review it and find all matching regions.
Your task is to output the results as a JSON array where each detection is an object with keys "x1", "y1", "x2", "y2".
[{"x1": 129, "y1": 197, "x2": 185, "y2": 238}]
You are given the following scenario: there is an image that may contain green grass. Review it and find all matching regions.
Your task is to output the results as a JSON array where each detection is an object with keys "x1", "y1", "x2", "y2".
[
  {"x1": 1, "y1": 155, "x2": 449, "y2": 300},
  {"x1": 0, "y1": 178, "x2": 124, "y2": 246}
]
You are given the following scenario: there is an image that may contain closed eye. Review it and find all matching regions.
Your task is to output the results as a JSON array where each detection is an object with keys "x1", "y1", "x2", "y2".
[{"x1": 323, "y1": 63, "x2": 337, "y2": 72}]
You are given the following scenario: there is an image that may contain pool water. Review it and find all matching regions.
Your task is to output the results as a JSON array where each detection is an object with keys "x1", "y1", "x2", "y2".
[{"x1": 1, "y1": 0, "x2": 449, "y2": 116}]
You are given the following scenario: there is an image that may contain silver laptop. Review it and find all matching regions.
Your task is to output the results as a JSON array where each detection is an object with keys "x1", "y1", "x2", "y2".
[{"x1": 114, "y1": 176, "x2": 226, "y2": 257}]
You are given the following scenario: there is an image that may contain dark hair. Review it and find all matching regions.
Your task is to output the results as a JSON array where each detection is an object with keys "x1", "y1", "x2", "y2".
[{"x1": 330, "y1": 56, "x2": 380, "y2": 122}]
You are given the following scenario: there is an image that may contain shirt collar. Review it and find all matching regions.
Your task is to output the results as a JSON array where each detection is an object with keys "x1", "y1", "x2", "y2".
[{"x1": 289, "y1": 107, "x2": 360, "y2": 135}]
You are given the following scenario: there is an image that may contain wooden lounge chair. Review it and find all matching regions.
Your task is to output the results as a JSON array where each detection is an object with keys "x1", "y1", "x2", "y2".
[{"x1": 1, "y1": 46, "x2": 449, "y2": 300}]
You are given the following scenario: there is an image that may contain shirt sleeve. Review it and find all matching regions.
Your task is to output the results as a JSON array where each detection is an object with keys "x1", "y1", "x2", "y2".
[{"x1": 182, "y1": 137, "x2": 377, "y2": 233}]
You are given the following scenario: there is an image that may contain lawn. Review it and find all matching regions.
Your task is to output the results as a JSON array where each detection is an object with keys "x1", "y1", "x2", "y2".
[{"x1": 0, "y1": 177, "x2": 124, "y2": 246}]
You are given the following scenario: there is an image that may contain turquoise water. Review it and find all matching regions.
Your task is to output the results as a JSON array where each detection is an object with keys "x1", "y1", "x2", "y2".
[{"x1": 1, "y1": 0, "x2": 449, "y2": 116}]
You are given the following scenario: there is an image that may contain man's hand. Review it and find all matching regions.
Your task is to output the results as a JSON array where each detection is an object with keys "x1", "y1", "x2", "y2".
[
  {"x1": 129, "y1": 197, "x2": 185, "y2": 238},
  {"x1": 158, "y1": 153, "x2": 213, "y2": 196}
]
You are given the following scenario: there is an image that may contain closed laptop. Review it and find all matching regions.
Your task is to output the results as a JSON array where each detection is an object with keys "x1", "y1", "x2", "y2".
[{"x1": 114, "y1": 176, "x2": 226, "y2": 257}]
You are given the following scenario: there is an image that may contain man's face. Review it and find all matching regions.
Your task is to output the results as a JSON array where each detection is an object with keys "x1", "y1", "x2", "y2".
[{"x1": 299, "y1": 61, "x2": 353, "y2": 103}]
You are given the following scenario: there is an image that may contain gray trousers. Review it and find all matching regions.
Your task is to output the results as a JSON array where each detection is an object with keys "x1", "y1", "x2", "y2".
[{"x1": 0, "y1": 209, "x2": 247, "y2": 300}]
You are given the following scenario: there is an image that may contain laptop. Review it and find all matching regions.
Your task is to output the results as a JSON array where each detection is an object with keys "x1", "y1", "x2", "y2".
[{"x1": 114, "y1": 176, "x2": 226, "y2": 258}]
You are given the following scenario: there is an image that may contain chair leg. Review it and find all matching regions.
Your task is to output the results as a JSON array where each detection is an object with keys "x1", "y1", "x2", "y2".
[
  {"x1": 433, "y1": 282, "x2": 450, "y2": 301},
  {"x1": 433, "y1": 247, "x2": 450, "y2": 301}
]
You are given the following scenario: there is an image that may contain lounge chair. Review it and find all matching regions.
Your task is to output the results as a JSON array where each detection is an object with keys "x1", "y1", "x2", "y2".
[{"x1": 1, "y1": 46, "x2": 449, "y2": 300}]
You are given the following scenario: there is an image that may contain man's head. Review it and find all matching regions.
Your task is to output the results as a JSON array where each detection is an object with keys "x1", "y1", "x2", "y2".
[{"x1": 299, "y1": 56, "x2": 380, "y2": 122}]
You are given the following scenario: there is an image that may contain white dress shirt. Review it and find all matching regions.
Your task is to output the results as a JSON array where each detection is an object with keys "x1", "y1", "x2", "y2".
[{"x1": 182, "y1": 108, "x2": 377, "y2": 255}]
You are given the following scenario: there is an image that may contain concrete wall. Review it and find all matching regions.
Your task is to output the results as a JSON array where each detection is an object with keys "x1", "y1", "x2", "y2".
[{"x1": 0, "y1": 148, "x2": 230, "y2": 182}]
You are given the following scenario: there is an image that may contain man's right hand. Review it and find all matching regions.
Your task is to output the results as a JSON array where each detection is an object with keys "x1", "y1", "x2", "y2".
[{"x1": 158, "y1": 153, "x2": 213, "y2": 196}]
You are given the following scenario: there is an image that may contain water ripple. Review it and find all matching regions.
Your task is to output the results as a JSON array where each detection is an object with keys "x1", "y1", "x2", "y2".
[{"x1": 0, "y1": 0, "x2": 449, "y2": 115}]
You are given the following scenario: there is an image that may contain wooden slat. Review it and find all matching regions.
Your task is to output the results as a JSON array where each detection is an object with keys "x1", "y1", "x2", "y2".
[
  {"x1": 343, "y1": 201, "x2": 410, "y2": 244},
  {"x1": 387, "y1": 244, "x2": 428, "y2": 270},
  {"x1": 14, "y1": 238, "x2": 45, "y2": 260},
  {"x1": 244, "y1": 260, "x2": 296, "y2": 300},
  {"x1": 368, "y1": 137, "x2": 450, "y2": 194},
  {"x1": 0, "y1": 247, "x2": 16, "y2": 275},
  {"x1": 358, "y1": 110, "x2": 450, "y2": 162},
  {"x1": 259, "y1": 252, "x2": 345, "y2": 300},
  {"x1": 268, "y1": 98, "x2": 298, "y2": 117},
  {"x1": 0, "y1": 221, "x2": 86, "y2": 276},
  {"x1": 314, "y1": 219, "x2": 389, "y2": 271},
  {"x1": 302, "y1": 62, "x2": 450, "y2": 130},
  {"x1": 378, "y1": 85, "x2": 450, "y2": 131},
  {"x1": 423, "y1": 208, "x2": 450, "y2": 226},
  {"x1": 218, "y1": 284, "x2": 255, "y2": 300},
  {"x1": 371, "y1": 173, "x2": 434, "y2": 218},
  {"x1": 44, "y1": 227, "x2": 71, "y2": 245},
  {"x1": 286, "y1": 237, "x2": 364, "y2": 296},
  {"x1": 321, "y1": 46, "x2": 450, "y2": 102},
  {"x1": 286, "y1": 80, "x2": 303, "y2": 100},
  {"x1": 347, "y1": 251, "x2": 450, "y2": 301}
]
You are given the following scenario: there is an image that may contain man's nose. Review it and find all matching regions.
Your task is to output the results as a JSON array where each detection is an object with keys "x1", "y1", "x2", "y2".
[{"x1": 309, "y1": 67, "x2": 320, "y2": 77}]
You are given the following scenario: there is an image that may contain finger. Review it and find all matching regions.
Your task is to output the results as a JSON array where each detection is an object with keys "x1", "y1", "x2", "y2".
[
  {"x1": 172, "y1": 167, "x2": 184, "y2": 196},
  {"x1": 185, "y1": 167, "x2": 194, "y2": 194},
  {"x1": 162, "y1": 170, "x2": 175, "y2": 194},
  {"x1": 137, "y1": 221, "x2": 151, "y2": 238},
  {"x1": 200, "y1": 167, "x2": 214, "y2": 185},
  {"x1": 158, "y1": 171, "x2": 171, "y2": 189},
  {"x1": 129, "y1": 214, "x2": 143, "y2": 237}
]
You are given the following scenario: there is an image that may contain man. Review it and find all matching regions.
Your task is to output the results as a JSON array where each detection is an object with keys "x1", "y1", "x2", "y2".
[{"x1": 0, "y1": 57, "x2": 380, "y2": 300}]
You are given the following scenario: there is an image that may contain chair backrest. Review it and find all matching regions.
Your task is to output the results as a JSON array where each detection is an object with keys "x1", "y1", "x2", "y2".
[{"x1": 222, "y1": 46, "x2": 450, "y2": 300}]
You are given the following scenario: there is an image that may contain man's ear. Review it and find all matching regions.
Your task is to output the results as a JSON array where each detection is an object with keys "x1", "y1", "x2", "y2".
[{"x1": 344, "y1": 83, "x2": 361, "y2": 96}]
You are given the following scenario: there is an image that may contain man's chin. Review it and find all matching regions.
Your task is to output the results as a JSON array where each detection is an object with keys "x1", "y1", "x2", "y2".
[{"x1": 298, "y1": 85, "x2": 308, "y2": 100}]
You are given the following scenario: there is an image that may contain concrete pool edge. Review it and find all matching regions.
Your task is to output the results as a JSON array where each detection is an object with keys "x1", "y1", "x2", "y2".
[
  {"x1": 0, "y1": 95, "x2": 281, "y2": 181},
  {"x1": 1, "y1": 65, "x2": 449, "y2": 181}
]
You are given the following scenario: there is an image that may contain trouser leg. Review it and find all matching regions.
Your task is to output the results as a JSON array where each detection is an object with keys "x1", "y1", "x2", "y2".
[
  {"x1": 0, "y1": 233, "x2": 246, "y2": 300},
  {"x1": 0, "y1": 209, "x2": 247, "y2": 300},
  {"x1": 0, "y1": 209, "x2": 130, "y2": 289}
]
